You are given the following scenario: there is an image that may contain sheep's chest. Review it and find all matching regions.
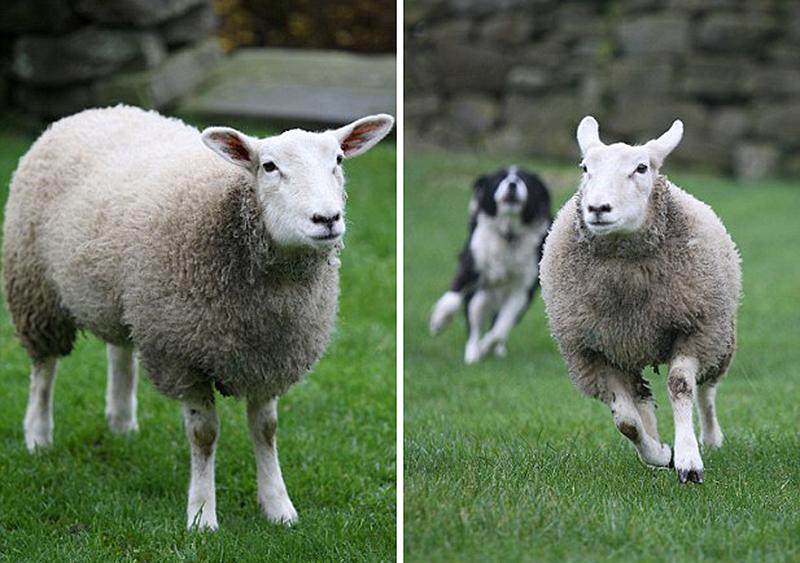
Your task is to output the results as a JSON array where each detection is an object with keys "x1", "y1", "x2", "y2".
[
  {"x1": 577, "y1": 259, "x2": 695, "y2": 370},
  {"x1": 206, "y1": 261, "x2": 340, "y2": 398}
]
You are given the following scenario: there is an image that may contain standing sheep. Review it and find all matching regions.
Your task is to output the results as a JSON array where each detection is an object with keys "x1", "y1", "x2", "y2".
[
  {"x1": 539, "y1": 116, "x2": 741, "y2": 484},
  {"x1": 2, "y1": 105, "x2": 394, "y2": 529}
]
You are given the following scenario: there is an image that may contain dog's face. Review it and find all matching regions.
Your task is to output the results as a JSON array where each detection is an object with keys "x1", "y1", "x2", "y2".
[{"x1": 471, "y1": 166, "x2": 550, "y2": 223}]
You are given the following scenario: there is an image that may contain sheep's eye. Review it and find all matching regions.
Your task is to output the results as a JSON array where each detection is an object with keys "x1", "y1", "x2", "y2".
[
  {"x1": 263, "y1": 161, "x2": 277, "y2": 173},
  {"x1": 580, "y1": 163, "x2": 587, "y2": 173},
  {"x1": 636, "y1": 163, "x2": 648, "y2": 174},
  {"x1": 336, "y1": 154, "x2": 343, "y2": 165}
]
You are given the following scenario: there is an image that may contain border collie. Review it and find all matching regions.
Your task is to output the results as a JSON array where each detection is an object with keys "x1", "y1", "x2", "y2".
[{"x1": 430, "y1": 166, "x2": 552, "y2": 364}]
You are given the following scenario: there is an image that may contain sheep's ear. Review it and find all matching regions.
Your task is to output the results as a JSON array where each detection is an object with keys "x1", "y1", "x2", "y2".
[
  {"x1": 577, "y1": 116, "x2": 603, "y2": 155},
  {"x1": 334, "y1": 114, "x2": 394, "y2": 158},
  {"x1": 201, "y1": 127, "x2": 257, "y2": 171},
  {"x1": 645, "y1": 120, "x2": 683, "y2": 169}
]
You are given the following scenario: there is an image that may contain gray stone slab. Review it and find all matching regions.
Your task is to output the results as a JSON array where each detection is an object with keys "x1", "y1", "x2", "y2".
[{"x1": 179, "y1": 48, "x2": 396, "y2": 126}]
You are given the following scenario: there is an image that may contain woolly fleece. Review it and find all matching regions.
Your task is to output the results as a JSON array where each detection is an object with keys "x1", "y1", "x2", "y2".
[
  {"x1": 539, "y1": 175, "x2": 741, "y2": 401},
  {"x1": 3, "y1": 106, "x2": 341, "y2": 400}
]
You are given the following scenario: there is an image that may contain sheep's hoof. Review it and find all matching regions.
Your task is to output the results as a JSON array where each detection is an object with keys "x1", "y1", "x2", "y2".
[{"x1": 677, "y1": 468, "x2": 704, "y2": 484}]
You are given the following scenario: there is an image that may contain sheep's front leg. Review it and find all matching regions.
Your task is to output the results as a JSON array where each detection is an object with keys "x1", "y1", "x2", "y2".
[
  {"x1": 106, "y1": 344, "x2": 138, "y2": 434},
  {"x1": 477, "y1": 289, "x2": 528, "y2": 358},
  {"x1": 607, "y1": 375, "x2": 672, "y2": 467},
  {"x1": 464, "y1": 291, "x2": 491, "y2": 364},
  {"x1": 183, "y1": 391, "x2": 219, "y2": 530},
  {"x1": 24, "y1": 357, "x2": 58, "y2": 451},
  {"x1": 247, "y1": 396, "x2": 298, "y2": 525},
  {"x1": 696, "y1": 383, "x2": 724, "y2": 449},
  {"x1": 668, "y1": 355, "x2": 703, "y2": 483}
]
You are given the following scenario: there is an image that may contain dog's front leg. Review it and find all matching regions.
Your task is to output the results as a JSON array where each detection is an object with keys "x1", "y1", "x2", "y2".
[{"x1": 465, "y1": 291, "x2": 491, "y2": 364}]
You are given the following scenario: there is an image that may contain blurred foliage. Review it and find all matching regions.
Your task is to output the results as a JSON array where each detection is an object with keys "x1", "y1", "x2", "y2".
[{"x1": 215, "y1": 0, "x2": 395, "y2": 53}]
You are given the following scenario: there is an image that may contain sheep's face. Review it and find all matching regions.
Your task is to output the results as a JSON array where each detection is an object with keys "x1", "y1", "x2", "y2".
[
  {"x1": 576, "y1": 116, "x2": 683, "y2": 237},
  {"x1": 201, "y1": 114, "x2": 394, "y2": 251}
]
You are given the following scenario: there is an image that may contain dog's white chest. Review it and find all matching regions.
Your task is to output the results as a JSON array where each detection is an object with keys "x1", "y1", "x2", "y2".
[{"x1": 470, "y1": 216, "x2": 547, "y2": 288}]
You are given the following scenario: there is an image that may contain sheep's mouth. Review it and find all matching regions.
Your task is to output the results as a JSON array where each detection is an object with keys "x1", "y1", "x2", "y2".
[{"x1": 588, "y1": 220, "x2": 615, "y2": 226}]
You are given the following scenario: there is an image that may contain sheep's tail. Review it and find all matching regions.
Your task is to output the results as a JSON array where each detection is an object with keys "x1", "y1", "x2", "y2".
[{"x1": 429, "y1": 291, "x2": 463, "y2": 336}]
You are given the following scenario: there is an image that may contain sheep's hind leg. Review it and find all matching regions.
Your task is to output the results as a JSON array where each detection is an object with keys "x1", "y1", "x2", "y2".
[
  {"x1": 184, "y1": 388, "x2": 219, "y2": 530},
  {"x1": 24, "y1": 357, "x2": 58, "y2": 451},
  {"x1": 247, "y1": 396, "x2": 298, "y2": 525},
  {"x1": 105, "y1": 344, "x2": 138, "y2": 434},
  {"x1": 607, "y1": 374, "x2": 672, "y2": 468},
  {"x1": 668, "y1": 355, "x2": 703, "y2": 484},
  {"x1": 696, "y1": 382, "x2": 723, "y2": 450}
]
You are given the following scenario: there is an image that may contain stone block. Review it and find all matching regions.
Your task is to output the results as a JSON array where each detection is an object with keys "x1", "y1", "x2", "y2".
[
  {"x1": 754, "y1": 66, "x2": 800, "y2": 98},
  {"x1": 499, "y1": 93, "x2": 582, "y2": 160},
  {"x1": 708, "y1": 107, "x2": 750, "y2": 146},
  {"x1": 445, "y1": 93, "x2": 499, "y2": 134},
  {"x1": 96, "y1": 38, "x2": 222, "y2": 108},
  {"x1": 432, "y1": 43, "x2": 515, "y2": 94},
  {"x1": 696, "y1": 12, "x2": 776, "y2": 53},
  {"x1": 733, "y1": 143, "x2": 780, "y2": 180},
  {"x1": 787, "y1": 3, "x2": 800, "y2": 44},
  {"x1": 618, "y1": 14, "x2": 690, "y2": 56},
  {"x1": 667, "y1": 0, "x2": 739, "y2": 12},
  {"x1": 608, "y1": 98, "x2": 707, "y2": 142},
  {"x1": 480, "y1": 12, "x2": 535, "y2": 46},
  {"x1": 520, "y1": 41, "x2": 570, "y2": 71},
  {"x1": 672, "y1": 134, "x2": 731, "y2": 172},
  {"x1": 0, "y1": 0, "x2": 76, "y2": 33},
  {"x1": 446, "y1": 0, "x2": 549, "y2": 18},
  {"x1": 754, "y1": 103, "x2": 800, "y2": 147},
  {"x1": 13, "y1": 27, "x2": 166, "y2": 86},
  {"x1": 159, "y1": 2, "x2": 218, "y2": 48},
  {"x1": 507, "y1": 66, "x2": 551, "y2": 94},
  {"x1": 405, "y1": 94, "x2": 441, "y2": 121},
  {"x1": 682, "y1": 57, "x2": 755, "y2": 102},
  {"x1": 15, "y1": 83, "x2": 98, "y2": 118},
  {"x1": 75, "y1": 0, "x2": 206, "y2": 27},
  {"x1": 428, "y1": 19, "x2": 473, "y2": 46},
  {"x1": 609, "y1": 59, "x2": 674, "y2": 106}
]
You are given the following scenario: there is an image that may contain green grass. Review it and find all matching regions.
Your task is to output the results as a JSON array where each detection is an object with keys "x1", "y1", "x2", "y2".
[
  {"x1": 404, "y1": 149, "x2": 800, "y2": 562},
  {"x1": 0, "y1": 119, "x2": 396, "y2": 561}
]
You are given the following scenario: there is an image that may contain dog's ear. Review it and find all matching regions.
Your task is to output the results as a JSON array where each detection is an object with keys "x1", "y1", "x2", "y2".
[
  {"x1": 472, "y1": 174, "x2": 489, "y2": 192},
  {"x1": 519, "y1": 170, "x2": 551, "y2": 224},
  {"x1": 472, "y1": 174, "x2": 497, "y2": 217}
]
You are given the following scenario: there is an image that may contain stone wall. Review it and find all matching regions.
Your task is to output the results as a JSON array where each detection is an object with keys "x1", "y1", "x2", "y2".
[
  {"x1": 0, "y1": 0, "x2": 221, "y2": 119},
  {"x1": 406, "y1": 0, "x2": 800, "y2": 178}
]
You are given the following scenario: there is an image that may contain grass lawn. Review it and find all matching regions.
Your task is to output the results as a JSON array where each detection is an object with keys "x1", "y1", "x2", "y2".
[
  {"x1": 0, "y1": 118, "x2": 396, "y2": 561},
  {"x1": 404, "y1": 149, "x2": 800, "y2": 562}
]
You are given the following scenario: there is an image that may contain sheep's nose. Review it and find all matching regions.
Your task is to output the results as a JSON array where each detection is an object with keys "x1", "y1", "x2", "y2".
[
  {"x1": 311, "y1": 212, "x2": 341, "y2": 226},
  {"x1": 587, "y1": 204, "x2": 612, "y2": 215}
]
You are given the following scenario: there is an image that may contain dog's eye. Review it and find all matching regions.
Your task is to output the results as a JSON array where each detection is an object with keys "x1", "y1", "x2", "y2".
[
  {"x1": 580, "y1": 163, "x2": 587, "y2": 173},
  {"x1": 263, "y1": 161, "x2": 277, "y2": 173},
  {"x1": 336, "y1": 154, "x2": 343, "y2": 165},
  {"x1": 636, "y1": 163, "x2": 648, "y2": 174}
]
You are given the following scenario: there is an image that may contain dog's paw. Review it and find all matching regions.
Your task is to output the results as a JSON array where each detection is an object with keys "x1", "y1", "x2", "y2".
[{"x1": 464, "y1": 342, "x2": 482, "y2": 364}]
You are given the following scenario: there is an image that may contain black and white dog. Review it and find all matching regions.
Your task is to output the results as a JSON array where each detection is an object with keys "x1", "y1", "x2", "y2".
[{"x1": 430, "y1": 166, "x2": 552, "y2": 364}]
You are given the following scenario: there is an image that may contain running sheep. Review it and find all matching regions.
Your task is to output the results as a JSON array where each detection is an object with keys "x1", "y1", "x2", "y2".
[
  {"x1": 539, "y1": 116, "x2": 741, "y2": 484},
  {"x1": 2, "y1": 105, "x2": 394, "y2": 529}
]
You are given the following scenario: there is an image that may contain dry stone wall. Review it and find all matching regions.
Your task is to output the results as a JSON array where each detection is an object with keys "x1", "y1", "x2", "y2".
[
  {"x1": 0, "y1": 0, "x2": 220, "y2": 119},
  {"x1": 406, "y1": 0, "x2": 800, "y2": 178}
]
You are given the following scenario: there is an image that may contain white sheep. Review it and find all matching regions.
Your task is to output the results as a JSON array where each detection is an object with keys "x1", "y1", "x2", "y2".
[
  {"x1": 2, "y1": 104, "x2": 394, "y2": 529},
  {"x1": 539, "y1": 116, "x2": 741, "y2": 484}
]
